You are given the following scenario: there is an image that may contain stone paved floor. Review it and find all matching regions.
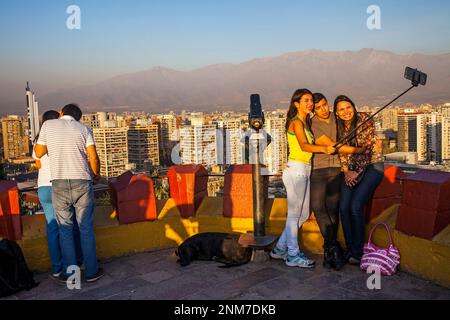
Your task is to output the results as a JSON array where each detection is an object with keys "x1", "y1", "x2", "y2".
[{"x1": 4, "y1": 249, "x2": 450, "y2": 300}]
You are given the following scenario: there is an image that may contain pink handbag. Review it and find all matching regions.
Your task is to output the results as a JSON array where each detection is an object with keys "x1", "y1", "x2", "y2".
[{"x1": 360, "y1": 222, "x2": 400, "y2": 276}]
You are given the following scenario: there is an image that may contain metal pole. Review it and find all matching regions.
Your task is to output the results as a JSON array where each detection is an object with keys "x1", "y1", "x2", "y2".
[{"x1": 252, "y1": 131, "x2": 265, "y2": 237}]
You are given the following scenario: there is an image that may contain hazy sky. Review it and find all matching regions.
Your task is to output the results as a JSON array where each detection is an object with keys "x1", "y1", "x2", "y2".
[{"x1": 1, "y1": 0, "x2": 450, "y2": 96}]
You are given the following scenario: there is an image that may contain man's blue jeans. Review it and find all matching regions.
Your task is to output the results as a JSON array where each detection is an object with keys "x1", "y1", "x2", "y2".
[
  {"x1": 52, "y1": 180, "x2": 98, "y2": 277},
  {"x1": 38, "y1": 186, "x2": 83, "y2": 274},
  {"x1": 339, "y1": 162, "x2": 384, "y2": 259}
]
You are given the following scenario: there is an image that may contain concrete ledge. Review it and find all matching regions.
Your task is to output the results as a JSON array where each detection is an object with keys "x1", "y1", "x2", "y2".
[
  {"x1": 16, "y1": 198, "x2": 450, "y2": 288},
  {"x1": 433, "y1": 225, "x2": 450, "y2": 246}
]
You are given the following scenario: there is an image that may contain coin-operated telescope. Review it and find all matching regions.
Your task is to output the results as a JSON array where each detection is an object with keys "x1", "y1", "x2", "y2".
[{"x1": 239, "y1": 94, "x2": 277, "y2": 258}]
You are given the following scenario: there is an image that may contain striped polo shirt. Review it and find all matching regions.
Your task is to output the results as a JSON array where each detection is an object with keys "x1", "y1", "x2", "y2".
[{"x1": 36, "y1": 115, "x2": 95, "y2": 181}]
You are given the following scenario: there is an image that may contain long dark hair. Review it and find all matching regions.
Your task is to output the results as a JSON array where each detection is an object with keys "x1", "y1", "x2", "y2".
[
  {"x1": 285, "y1": 88, "x2": 313, "y2": 132},
  {"x1": 333, "y1": 95, "x2": 359, "y2": 147},
  {"x1": 34, "y1": 110, "x2": 60, "y2": 144}
]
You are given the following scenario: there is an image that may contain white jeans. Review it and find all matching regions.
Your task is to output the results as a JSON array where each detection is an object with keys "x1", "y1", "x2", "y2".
[{"x1": 276, "y1": 160, "x2": 312, "y2": 257}]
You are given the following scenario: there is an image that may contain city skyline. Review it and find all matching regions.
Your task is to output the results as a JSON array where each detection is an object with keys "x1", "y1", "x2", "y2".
[{"x1": 1, "y1": 102, "x2": 450, "y2": 184}]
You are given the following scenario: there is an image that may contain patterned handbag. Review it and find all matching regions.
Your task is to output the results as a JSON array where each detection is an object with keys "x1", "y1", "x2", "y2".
[{"x1": 360, "y1": 222, "x2": 400, "y2": 276}]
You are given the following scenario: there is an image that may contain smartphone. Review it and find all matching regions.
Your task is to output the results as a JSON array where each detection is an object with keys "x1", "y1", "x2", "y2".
[{"x1": 404, "y1": 67, "x2": 427, "y2": 86}]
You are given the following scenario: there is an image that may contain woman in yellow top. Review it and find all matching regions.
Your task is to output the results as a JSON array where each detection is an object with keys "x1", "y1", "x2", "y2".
[{"x1": 270, "y1": 88, "x2": 335, "y2": 268}]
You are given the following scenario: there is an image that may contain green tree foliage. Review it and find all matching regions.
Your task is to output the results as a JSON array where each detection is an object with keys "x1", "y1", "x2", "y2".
[{"x1": 154, "y1": 178, "x2": 169, "y2": 200}]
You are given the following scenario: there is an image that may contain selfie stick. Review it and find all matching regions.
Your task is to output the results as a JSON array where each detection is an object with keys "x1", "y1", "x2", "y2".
[{"x1": 334, "y1": 67, "x2": 427, "y2": 149}]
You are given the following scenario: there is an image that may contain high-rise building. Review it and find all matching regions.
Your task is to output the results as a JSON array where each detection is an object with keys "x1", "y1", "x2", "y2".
[
  {"x1": 358, "y1": 106, "x2": 372, "y2": 113},
  {"x1": 116, "y1": 115, "x2": 127, "y2": 128},
  {"x1": 440, "y1": 103, "x2": 450, "y2": 118},
  {"x1": 157, "y1": 113, "x2": 179, "y2": 143},
  {"x1": 25, "y1": 82, "x2": 40, "y2": 144},
  {"x1": 128, "y1": 124, "x2": 160, "y2": 172},
  {"x1": 416, "y1": 114, "x2": 430, "y2": 162},
  {"x1": 180, "y1": 121, "x2": 218, "y2": 166},
  {"x1": 263, "y1": 112, "x2": 288, "y2": 174},
  {"x1": 214, "y1": 118, "x2": 245, "y2": 165},
  {"x1": 427, "y1": 113, "x2": 442, "y2": 163},
  {"x1": 419, "y1": 103, "x2": 433, "y2": 113},
  {"x1": 381, "y1": 108, "x2": 399, "y2": 131},
  {"x1": 93, "y1": 126, "x2": 129, "y2": 178},
  {"x1": 154, "y1": 113, "x2": 179, "y2": 165},
  {"x1": 0, "y1": 121, "x2": 3, "y2": 162},
  {"x1": 397, "y1": 113, "x2": 420, "y2": 153},
  {"x1": 81, "y1": 112, "x2": 120, "y2": 128},
  {"x1": 189, "y1": 113, "x2": 205, "y2": 126},
  {"x1": 398, "y1": 112, "x2": 442, "y2": 163},
  {"x1": 442, "y1": 117, "x2": 450, "y2": 162},
  {"x1": 1, "y1": 116, "x2": 30, "y2": 161}
]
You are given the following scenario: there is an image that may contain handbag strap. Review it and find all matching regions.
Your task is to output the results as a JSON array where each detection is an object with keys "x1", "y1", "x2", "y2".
[{"x1": 367, "y1": 222, "x2": 394, "y2": 247}]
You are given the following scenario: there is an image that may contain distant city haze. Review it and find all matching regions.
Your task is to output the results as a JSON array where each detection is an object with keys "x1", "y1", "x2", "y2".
[{"x1": 2, "y1": 49, "x2": 450, "y2": 115}]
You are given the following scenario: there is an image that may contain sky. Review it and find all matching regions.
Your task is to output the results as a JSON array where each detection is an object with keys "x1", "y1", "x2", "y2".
[{"x1": 1, "y1": 0, "x2": 450, "y2": 94}]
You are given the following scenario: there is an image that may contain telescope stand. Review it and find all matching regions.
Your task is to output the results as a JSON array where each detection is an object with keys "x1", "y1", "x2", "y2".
[{"x1": 239, "y1": 130, "x2": 277, "y2": 262}]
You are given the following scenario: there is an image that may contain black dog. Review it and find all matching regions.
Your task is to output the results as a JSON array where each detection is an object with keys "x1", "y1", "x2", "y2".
[{"x1": 175, "y1": 233, "x2": 252, "y2": 268}]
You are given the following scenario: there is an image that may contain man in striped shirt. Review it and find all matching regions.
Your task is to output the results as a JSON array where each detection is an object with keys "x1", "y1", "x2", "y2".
[{"x1": 34, "y1": 104, "x2": 104, "y2": 283}]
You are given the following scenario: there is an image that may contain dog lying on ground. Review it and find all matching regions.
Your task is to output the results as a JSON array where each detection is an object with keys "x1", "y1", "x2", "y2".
[{"x1": 175, "y1": 232, "x2": 253, "y2": 268}]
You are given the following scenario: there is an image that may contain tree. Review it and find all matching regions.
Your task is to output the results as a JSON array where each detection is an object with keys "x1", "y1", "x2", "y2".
[{"x1": 154, "y1": 178, "x2": 169, "y2": 200}]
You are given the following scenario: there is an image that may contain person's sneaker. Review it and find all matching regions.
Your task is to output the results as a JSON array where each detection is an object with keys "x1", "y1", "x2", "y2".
[
  {"x1": 286, "y1": 252, "x2": 315, "y2": 268},
  {"x1": 343, "y1": 250, "x2": 352, "y2": 263},
  {"x1": 50, "y1": 271, "x2": 62, "y2": 280},
  {"x1": 348, "y1": 256, "x2": 361, "y2": 265},
  {"x1": 270, "y1": 247, "x2": 288, "y2": 260},
  {"x1": 298, "y1": 251, "x2": 316, "y2": 266},
  {"x1": 330, "y1": 243, "x2": 345, "y2": 271},
  {"x1": 85, "y1": 268, "x2": 105, "y2": 283},
  {"x1": 53, "y1": 273, "x2": 76, "y2": 286},
  {"x1": 322, "y1": 246, "x2": 334, "y2": 269}
]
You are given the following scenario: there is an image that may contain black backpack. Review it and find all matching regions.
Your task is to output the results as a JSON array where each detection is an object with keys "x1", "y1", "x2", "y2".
[{"x1": 0, "y1": 239, "x2": 39, "y2": 298}]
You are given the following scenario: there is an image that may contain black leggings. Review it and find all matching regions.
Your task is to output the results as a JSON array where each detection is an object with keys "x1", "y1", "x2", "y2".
[{"x1": 310, "y1": 167, "x2": 342, "y2": 248}]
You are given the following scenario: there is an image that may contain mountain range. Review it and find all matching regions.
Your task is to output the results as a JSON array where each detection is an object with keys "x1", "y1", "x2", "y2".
[{"x1": 4, "y1": 49, "x2": 450, "y2": 114}]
